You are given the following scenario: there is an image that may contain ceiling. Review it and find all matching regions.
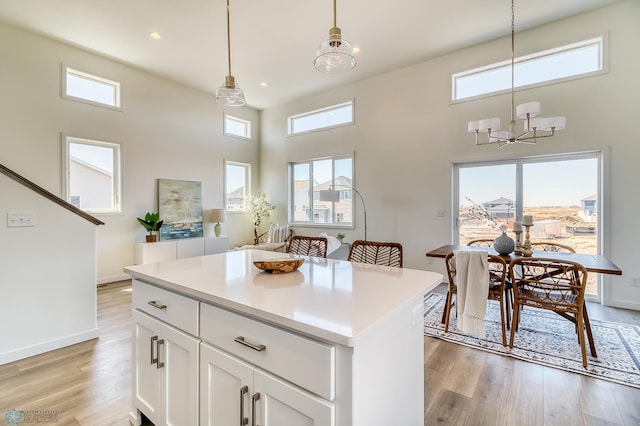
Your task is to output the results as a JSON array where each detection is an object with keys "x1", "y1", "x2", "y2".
[{"x1": 0, "y1": 0, "x2": 621, "y2": 110}]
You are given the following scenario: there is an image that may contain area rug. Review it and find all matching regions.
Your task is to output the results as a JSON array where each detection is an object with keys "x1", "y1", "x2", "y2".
[{"x1": 423, "y1": 292, "x2": 640, "y2": 389}]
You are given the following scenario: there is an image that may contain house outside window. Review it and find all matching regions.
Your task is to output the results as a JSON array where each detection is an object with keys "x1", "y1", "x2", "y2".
[
  {"x1": 290, "y1": 155, "x2": 354, "y2": 227},
  {"x1": 225, "y1": 161, "x2": 251, "y2": 211},
  {"x1": 63, "y1": 136, "x2": 122, "y2": 213}
]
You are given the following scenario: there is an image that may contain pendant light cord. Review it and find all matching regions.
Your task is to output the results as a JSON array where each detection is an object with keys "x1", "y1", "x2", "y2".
[
  {"x1": 226, "y1": 0, "x2": 232, "y2": 76},
  {"x1": 333, "y1": 0, "x2": 337, "y2": 28},
  {"x1": 510, "y1": 0, "x2": 515, "y2": 123}
]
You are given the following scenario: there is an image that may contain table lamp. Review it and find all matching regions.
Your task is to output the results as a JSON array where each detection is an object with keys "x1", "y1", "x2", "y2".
[{"x1": 209, "y1": 208, "x2": 226, "y2": 237}]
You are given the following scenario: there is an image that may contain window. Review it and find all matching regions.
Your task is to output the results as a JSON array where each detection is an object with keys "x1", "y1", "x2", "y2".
[
  {"x1": 225, "y1": 161, "x2": 251, "y2": 211},
  {"x1": 290, "y1": 155, "x2": 354, "y2": 227},
  {"x1": 63, "y1": 136, "x2": 121, "y2": 213},
  {"x1": 224, "y1": 113, "x2": 252, "y2": 139},
  {"x1": 63, "y1": 66, "x2": 121, "y2": 109},
  {"x1": 452, "y1": 37, "x2": 604, "y2": 101},
  {"x1": 454, "y1": 152, "x2": 601, "y2": 298},
  {"x1": 288, "y1": 101, "x2": 354, "y2": 136}
]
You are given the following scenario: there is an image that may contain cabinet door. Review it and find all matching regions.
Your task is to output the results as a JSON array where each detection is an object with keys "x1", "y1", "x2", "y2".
[
  {"x1": 160, "y1": 320, "x2": 200, "y2": 426},
  {"x1": 254, "y1": 369, "x2": 335, "y2": 426},
  {"x1": 132, "y1": 310, "x2": 199, "y2": 426},
  {"x1": 132, "y1": 310, "x2": 162, "y2": 426},
  {"x1": 200, "y1": 343, "x2": 254, "y2": 426}
]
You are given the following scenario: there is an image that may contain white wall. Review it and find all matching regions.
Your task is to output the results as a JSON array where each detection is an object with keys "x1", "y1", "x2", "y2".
[
  {"x1": 0, "y1": 174, "x2": 98, "y2": 364},
  {"x1": 0, "y1": 23, "x2": 261, "y2": 283},
  {"x1": 260, "y1": 1, "x2": 640, "y2": 309}
]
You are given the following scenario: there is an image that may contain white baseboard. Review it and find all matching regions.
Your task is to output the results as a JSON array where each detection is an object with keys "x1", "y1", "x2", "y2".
[
  {"x1": 97, "y1": 273, "x2": 131, "y2": 285},
  {"x1": 605, "y1": 299, "x2": 640, "y2": 311},
  {"x1": 0, "y1": 328, "x2": 99, "y2": 366}
]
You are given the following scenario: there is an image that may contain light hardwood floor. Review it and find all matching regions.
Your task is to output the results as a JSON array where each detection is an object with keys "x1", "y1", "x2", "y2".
[{"x1": 0, "y1": 280, "x2": 638, "y2": 425}]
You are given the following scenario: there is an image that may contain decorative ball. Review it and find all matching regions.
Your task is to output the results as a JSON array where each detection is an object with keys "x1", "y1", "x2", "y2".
[{"x1": 494, "y1": 231, "x2": 515, "y2": 255}]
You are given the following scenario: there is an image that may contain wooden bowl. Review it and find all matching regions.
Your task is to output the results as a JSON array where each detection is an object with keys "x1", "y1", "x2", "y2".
[{"x1": 253, "y1": 258, "x2": 305, "y2": 274}]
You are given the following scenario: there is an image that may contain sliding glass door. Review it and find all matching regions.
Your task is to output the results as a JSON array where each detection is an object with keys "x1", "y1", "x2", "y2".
[{"x1": 454, "y1": 152, "x2": 601, "y2": 299}]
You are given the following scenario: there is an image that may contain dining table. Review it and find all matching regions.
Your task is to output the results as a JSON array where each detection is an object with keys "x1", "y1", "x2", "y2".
[
  {"x1": 426, "y1": 244, "x2": 622, "y2": 359},
  {"x1": 425, "y1": 244, "x2": 622, "y2": 276}
]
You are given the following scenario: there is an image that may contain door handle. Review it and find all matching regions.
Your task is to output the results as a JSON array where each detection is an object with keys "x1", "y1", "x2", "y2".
[
  {"x1": 150, "y1": 335, "x2": 158, "y2": 365},
  {"x1": 156, "y1": 339, "x2": 165, "y2": 369},
  {"x1": 239, "y1": 385, "x2": 249, "y2": 426},
  {"x1": 252, "y1": 392, "x2": 261, "y2": 426}
]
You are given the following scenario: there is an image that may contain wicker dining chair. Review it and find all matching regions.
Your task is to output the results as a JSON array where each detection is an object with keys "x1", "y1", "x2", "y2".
[
  {"x1": 347, "y1": 240, "x2": 403, "y2": 268},
  {"x1": 466, "y1": 237, "x2": 514, "y2": 329},
  {"x1": 287, "y1": 235, "x2": 328, "y2": 258},
  {"x1": 466, "y1": 238, "x2": 495, "y2": 248},
  {"x1": 444, "y1": 253, "x2": 508, "y2": 346},
  {"x1": 508, "y1": 257, "x2": 594, "y2": 368},
  {"x1": 531, "y1": 241, "x2": 575, "y2": 253}
]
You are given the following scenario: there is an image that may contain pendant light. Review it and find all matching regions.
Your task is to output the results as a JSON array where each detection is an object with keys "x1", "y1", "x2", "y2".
[
  {"x1": 314, "y1": 0, "x2": 356, "y2": 73},
  {"x1": 216, "y1": 0, "x2": 245, "y2": 106}
]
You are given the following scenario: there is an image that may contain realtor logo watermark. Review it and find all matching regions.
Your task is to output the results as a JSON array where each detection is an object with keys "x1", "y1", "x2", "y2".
[{"x1": 5, "y1": 410, "x2": 59, "y2": 425}]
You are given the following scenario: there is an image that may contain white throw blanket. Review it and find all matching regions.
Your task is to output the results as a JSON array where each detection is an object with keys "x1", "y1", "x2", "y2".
[{"x1": 454, "y1": 250, "x2": 489, "y2": 338}]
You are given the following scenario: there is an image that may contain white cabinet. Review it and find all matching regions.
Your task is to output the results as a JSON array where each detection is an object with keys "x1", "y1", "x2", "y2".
[
  {"x1": 200, "y1": 343, "x2": 334, "y2": 426},
  {"x1": 134, "y1": 236, "x2": 229, "y2": 264},
  {"x1": 131, "y1": 282, "x2": 200, "y2": 426}
]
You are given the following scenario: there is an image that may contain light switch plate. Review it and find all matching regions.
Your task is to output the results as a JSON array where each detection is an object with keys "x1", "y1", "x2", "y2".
[{"x1": 7, "y1": 212, "x2": 36, "y2": 227}]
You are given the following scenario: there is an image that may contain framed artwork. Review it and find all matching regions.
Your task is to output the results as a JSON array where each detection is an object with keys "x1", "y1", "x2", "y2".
[{"x1": 158, "y1": 179, "x2": 203, "y2": 240}]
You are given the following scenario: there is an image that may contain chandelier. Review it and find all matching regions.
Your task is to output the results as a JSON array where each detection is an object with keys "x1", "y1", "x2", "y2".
[
  {"x1": 468, "y1": 0, "x2": 565, "y2": 148},
  {"x1": 314, "y1": 0, "x2": 356, "y2": 73},
  {"x1": 216, "y1": 0, "x2": 245, "y2": 106}
]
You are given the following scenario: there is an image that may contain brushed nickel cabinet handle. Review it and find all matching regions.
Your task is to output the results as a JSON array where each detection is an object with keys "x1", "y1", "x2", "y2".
[
  {"x1": 239, "y1": 385, "x2": 249, "y2": 426},
  {"x1": 156, "y1": 339, "x2": 165, "y2": 369},
  {"x1": 150, "y1": 335, "x2": 158, "y2": 365},
  {"x1": 148, "y1": 300, "x2": 167, "y2": 310},
  {"x1": 251, "y1": 392, "x2": 261, "y2": 426},
  {"x1": 234, "y1": 336, "x2": 266, "y2": 352}
]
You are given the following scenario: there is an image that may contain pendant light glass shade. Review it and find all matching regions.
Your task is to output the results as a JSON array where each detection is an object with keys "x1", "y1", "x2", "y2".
[
  {"x1": 314, "y1": 0, "x2": 356, "y2": 73},
  {"x1": 215, "y1": 0, "x2": 245, "y2": 106},
  {"x1": 216, "y1": 75, "x2": 245, "y2": 106},
  {"x1": 314, "y1": 27, "x2": 356, "y2": 73}
]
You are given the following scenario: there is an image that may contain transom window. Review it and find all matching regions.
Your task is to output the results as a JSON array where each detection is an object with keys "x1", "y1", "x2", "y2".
[
  {"x1": 290, "y1": 155, "x2": 354, "y2": 227},
  {"x1": 288, "y1": 101, "x2": 354, "y2": 136},
  {"x1": 225, "y1": 161, "x2": 251, "y2": 211},
  {"x1": 63, "y1": 66, "x2": 121, "y2": 109},
  {"x1": 224, "y1": 114, "x2": 252, "y2": 139},
  {"x1": 63, "y1": 136, "x2": 122, "y2": 213},
  {"x1": 452, "y1": 37, "x2": 604, "y2": 101}
]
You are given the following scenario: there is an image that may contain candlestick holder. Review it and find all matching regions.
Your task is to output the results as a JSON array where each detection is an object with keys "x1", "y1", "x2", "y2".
[
  {"x1": 522, "y1": 224, "x2": 533, "y2": 256},
  {"x1": 513, "y1": 230, "x2": 524, "y2": 255}
]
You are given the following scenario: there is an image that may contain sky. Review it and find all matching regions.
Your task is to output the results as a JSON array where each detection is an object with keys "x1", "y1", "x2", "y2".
[{"x1": 459, "y1": 157, "x2": 597, "y2": 207}]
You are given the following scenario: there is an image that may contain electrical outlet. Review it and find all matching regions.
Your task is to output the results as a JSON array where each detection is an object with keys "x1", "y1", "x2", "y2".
[
  {"x1": 632, "y1": 277, "x2": 640, "y2": 288},
  {"x1": 435, "y1": 208, "x2": 446, "y2": 218},
  {"x1": 427, "y1": 257, "x2": 433, "y2": 265},
  {"x1": 411, "y1": 305, "x2": 423, "y2": 327}
]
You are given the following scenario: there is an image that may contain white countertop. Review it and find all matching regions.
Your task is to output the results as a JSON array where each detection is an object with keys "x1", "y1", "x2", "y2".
[{"x1": 124, "y1": 249, "x2": 442, "y2": 346}]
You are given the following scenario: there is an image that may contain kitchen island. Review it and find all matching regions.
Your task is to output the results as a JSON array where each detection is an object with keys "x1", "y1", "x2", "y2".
[{"x1": 125, "y1": 249, "x2": 442, "y2": 426}]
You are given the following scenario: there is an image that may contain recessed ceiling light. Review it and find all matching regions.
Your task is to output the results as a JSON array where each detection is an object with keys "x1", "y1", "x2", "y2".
[
  {"x1": 149, "y1": 32, "x2": 161, "y2": 40},
  {"x1": 353, "y1": 47, "x2": 360, "y2": 54},
  {"x1": 260, "y1": 82, "x2": 268, "y2": 87}
]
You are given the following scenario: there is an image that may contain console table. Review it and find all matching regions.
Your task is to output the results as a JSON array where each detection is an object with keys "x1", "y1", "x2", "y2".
[{"x1": 133, "y1": 236, "x2": 229, "y2": 265}]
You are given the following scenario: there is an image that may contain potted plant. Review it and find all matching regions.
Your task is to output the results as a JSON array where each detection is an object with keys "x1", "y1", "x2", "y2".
[
  {"x1": 336, "y1": 232, "x2": 346, "y2": 242},
  {"x1": 244, "y1": 191, "x2": 276, "y2": 245},
  {"x1": 137, "y1": 212, "x2": 164, "y2": 243}
]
